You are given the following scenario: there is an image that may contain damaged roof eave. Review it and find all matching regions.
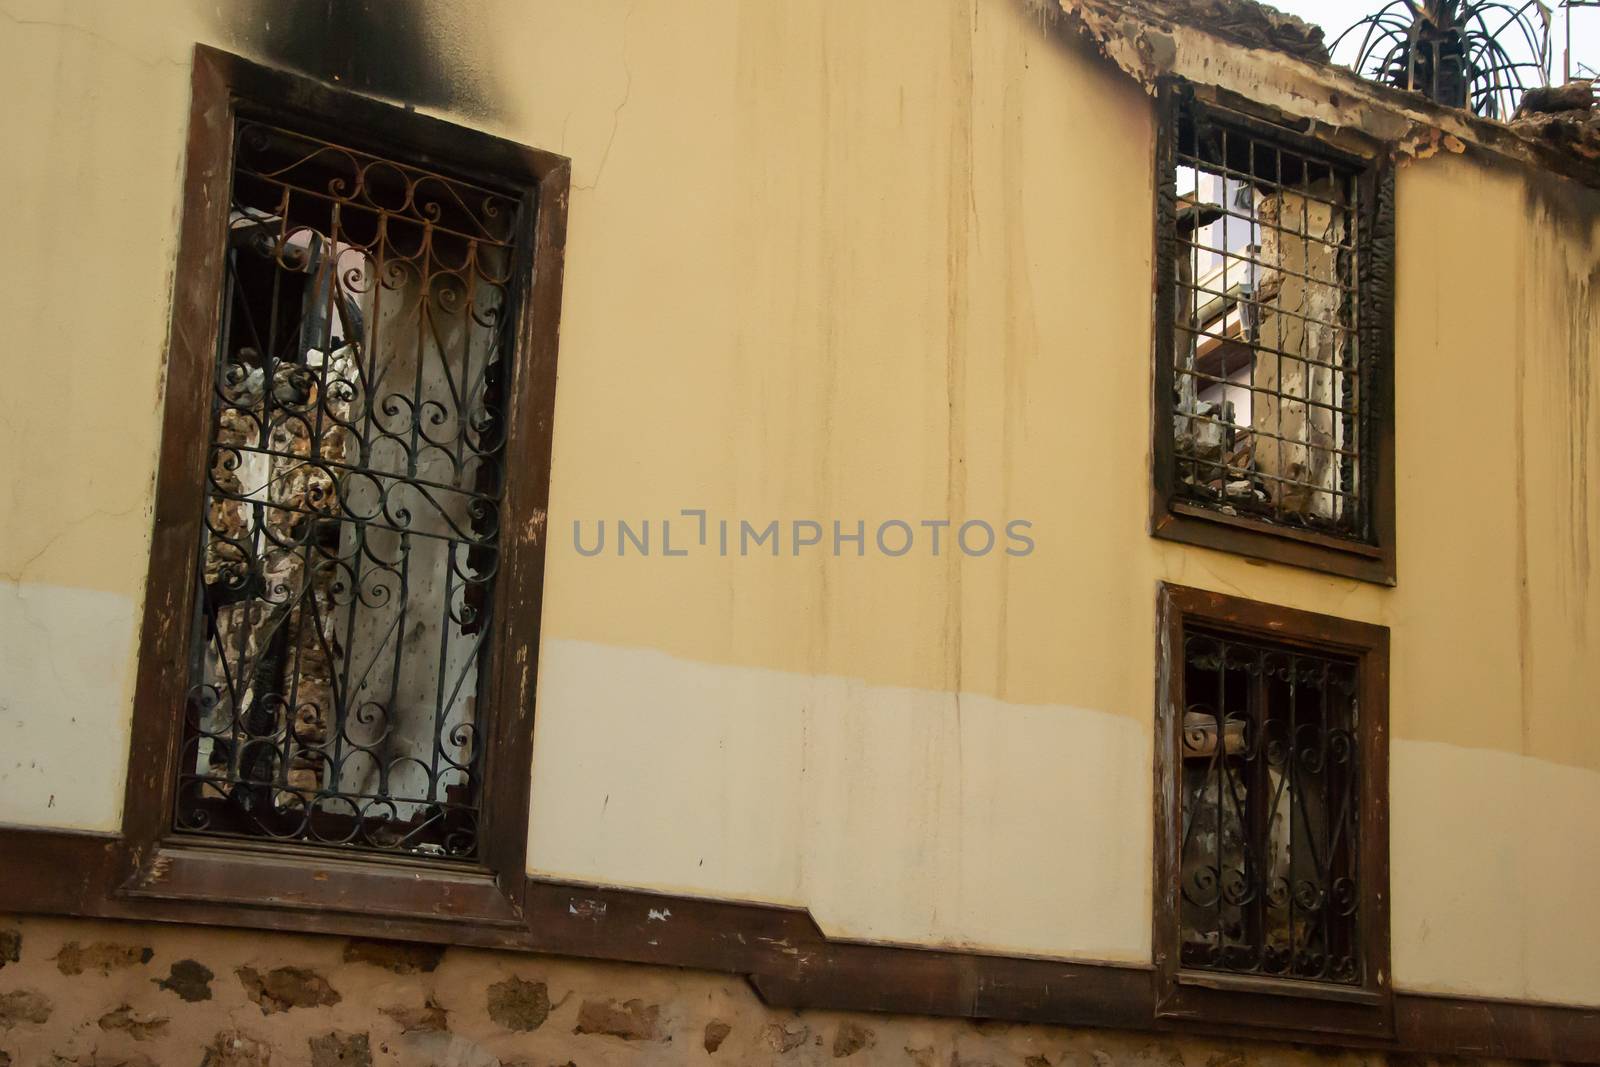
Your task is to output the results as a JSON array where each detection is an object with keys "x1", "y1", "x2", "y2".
[{"x1": 1052, "y1": 0, "x2": 1600, "y2": 188}]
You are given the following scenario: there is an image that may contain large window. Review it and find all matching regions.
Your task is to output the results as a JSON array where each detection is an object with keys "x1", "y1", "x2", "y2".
[
  {"x1": 1155, "y1": 584, "x2": 1391, "y2": 1035},
  {"x1": 183, "y1": 122, "x2": 525, "y2": 859},
  {"x1": 123, "y1": 48, "x2": 568, "y2": 912},
  {"x1": 1153, "y1": 86, "x2": 1395, "y2": 584}
]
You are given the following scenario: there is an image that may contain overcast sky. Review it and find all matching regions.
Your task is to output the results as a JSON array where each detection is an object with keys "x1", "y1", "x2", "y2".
[{"x1": 1268, "y1": 0, "x2": 1600, "y2": 85}]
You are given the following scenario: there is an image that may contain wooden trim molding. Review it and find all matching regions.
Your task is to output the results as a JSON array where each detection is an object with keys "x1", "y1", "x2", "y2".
[
  {"x1": 120, "y1": 44, "x2": 570, "y2": 921},
  {"x1": 2, "y1": 824, "x2": 1597, "y2": 1063}
]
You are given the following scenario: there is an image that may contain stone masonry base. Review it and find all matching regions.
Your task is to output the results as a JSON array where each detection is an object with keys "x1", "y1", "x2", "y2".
[{"x1": 0, "y1": 914, "x2": 1526, "y2": 1067}]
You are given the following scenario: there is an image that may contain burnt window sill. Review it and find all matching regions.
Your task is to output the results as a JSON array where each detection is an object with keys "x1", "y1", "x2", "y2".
[
  {"x1": 1158, "y1": 970, "x2": 1394, "y2": 1037},
  {"x1": 1153, "y1": 502, "x2": 1395, "y2": 585},
  {"x1": 116, "y1": 839, "x2": 525, "y2": 928},
  {"x1": 1154, "y1": 583, "x2": 1394, "y2": 1038}
]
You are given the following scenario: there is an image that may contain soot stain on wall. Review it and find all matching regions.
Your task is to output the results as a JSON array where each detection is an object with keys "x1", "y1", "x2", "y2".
[
  {"x1": 227, "y1": 0, "x2": 497, "y2": 118},
  {"x1": 1522, "y1": 166, "x2": 1600, "y2": 596}
]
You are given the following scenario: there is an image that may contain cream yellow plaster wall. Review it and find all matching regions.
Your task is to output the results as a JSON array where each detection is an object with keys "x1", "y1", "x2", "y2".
[
  {"x1": 0, "y1": 0, "x2": 196, "y2": 831},
  {"x1": 1384, "y1": 156, "x2": 1600, "y2": 1006},
  {"x1": 0, "y1": 0, "x2": 1595, "y2": 1007}
]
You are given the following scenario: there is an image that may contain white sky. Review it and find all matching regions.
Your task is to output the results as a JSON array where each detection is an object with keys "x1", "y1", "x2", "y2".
[{"x1": 1268, "y1": 0, "x2": 1600, "y2": 84}]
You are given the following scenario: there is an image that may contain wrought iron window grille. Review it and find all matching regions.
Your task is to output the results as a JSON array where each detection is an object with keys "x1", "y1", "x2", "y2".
[
  {"x1": 1155, "y1": 585, "x2": 1391, "y2": 1033},
  {"x1": 175, "y1": 118, "x2": 528, "y2": 861},
  {"x1": 1153, "y1": 87, "x2": 1396, "y2": 584},
  {"x1": 1168, "y1": 99, "x2": 1367, "y2": 536},
  {"x1": 1177, "y1": 629, "x2": 1363, "y2": 986}
]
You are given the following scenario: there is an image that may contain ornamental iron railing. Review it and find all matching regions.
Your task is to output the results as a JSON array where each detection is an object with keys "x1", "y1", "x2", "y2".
[{"x1": 1333, "y1": 0, "x2": 1551, "y2": 118}]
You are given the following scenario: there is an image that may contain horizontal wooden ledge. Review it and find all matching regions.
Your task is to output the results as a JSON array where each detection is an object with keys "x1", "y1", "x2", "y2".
[
  {"x1": 1166, "y1": 501, "x2": 1387, "y2": 560},
  {"x1": 1175, "y1": 967, "x2": 1386, "y2": 1006},
  {"x1": 1152, "y1": 505, "x2": 1396, "y2": 585},
  {"x1": 119, "y1": 841, "x2": 525, "y2": 927},
  {"x1": 1, "y1": 824, "x2": 1596, "y2": 1063}
]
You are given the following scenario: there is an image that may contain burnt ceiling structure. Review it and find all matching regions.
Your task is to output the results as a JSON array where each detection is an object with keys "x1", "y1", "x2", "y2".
[{"x1": 1332, "y1": 0, "x2": 1551, "y2": 118}]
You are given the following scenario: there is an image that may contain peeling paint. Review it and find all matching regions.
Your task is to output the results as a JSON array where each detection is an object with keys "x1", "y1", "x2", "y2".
[
  {"x1": 567, "y1": 900, "x2": 607, "y2": 922},
  {"x1": 524, "y1": 506, "x2": 548, "y2": 547}
]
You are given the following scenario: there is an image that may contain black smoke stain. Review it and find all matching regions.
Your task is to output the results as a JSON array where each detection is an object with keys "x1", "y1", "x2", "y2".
[{"x1": 228, "y1": 0, "x2": 497, "y2": 117}]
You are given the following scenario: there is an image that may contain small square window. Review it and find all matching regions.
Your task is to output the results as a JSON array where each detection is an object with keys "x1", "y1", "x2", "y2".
[
  {"x1": 1155, "y1": 584, "x2": 1391, "y2": 1034},
  {"x1": 1153, "y1": 86, "x2": 1395, "y2": 584}
]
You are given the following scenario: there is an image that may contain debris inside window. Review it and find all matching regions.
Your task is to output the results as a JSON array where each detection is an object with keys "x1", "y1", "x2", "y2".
[
  {"x1": 1168, "y1": 97, "x2": 1370, "y2": 538},
  {"x1": 1179, "y1": 628, "x2": 1362, "y2": 984},
  {"x1": 178, "y1": 121, "x2": 521, "y2": 859}
]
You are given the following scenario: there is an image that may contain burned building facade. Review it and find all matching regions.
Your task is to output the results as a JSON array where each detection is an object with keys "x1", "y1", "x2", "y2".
[{"x1": 1, "y1": 0, "x2": 1598, "y2": 1064}]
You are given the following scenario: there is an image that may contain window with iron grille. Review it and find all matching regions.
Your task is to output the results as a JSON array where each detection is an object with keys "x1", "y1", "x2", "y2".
[
  {"x1": 126, "y1": 49, "x2": 569, "y2": 883},
  {"x1": 1153, "y1": 87, "x2": 1395, "y2": 585},
  {"x1": 178, "y1": 122, "x2": 522, "y2": 859},
  {"x1": 1155, "y1": 585, "x2": 1390, "y2": 1033},
  {"x1": 1179, "y1": 631, "x2": 1360, "y2": 983}
]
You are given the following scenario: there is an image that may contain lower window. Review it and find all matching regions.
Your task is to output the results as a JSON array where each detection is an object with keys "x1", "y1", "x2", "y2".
[
  {"x1": 1155, "y1": 583, "x2": 1391, "y2": 1034},
  {"x1": 121, "y1": 47, "x2": 568, "y2": 915}
]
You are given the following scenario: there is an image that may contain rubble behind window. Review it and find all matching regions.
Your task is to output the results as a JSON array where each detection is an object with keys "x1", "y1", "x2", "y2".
[
  {"x1": 1155, "y1": 90, "x2": 1394, "y2": 582},
  {"x1": 1170, "y1": 97, "x2": 1365, "y2": 533},
  {"x1": 175, "y1": 120, "x2": 526, "y2": 860},
  {"x1": 1178, "y1": 629, "x2": 1362, "y2": 985}
]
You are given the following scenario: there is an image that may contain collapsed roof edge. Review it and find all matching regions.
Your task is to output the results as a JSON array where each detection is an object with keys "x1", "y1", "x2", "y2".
[{"x1": 1043, "y1": 0, "x2": 1600, "y2": 190}]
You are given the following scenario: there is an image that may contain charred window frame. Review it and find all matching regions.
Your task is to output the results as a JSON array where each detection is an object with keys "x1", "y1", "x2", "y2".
[
  {"x1": 119, "y1": 46, "x2": 569, "y2": 924},
  {"x1": 1155, "y1": 584, "x2": 1391, "y2": 1036},
  {"x1": 1152, "y1": 83, "x2": 1396, "y2": 585}
]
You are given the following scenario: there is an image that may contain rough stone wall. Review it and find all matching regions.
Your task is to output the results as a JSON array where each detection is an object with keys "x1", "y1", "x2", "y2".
[{"x1": 0, "y1": 914, "x2": 1538, "y2": 1067}]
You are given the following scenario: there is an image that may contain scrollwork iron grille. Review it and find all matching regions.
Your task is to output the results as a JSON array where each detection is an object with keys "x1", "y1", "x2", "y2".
[
  {"x1": 174, "y1": 118, "x2": 526, "y2": 860},
  {"x1": 1165, "y1": 97, "x2": 1373, "y2": 541},
  {"x1": 1178, "y1": 628, "x2": 1363, "y2": 985}
]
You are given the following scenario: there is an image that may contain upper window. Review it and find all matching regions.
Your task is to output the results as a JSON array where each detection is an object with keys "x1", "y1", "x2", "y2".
[
  {"x1": 125, "y1": 47, "x2": 568, "y2": 897},
  {"x1": 1153, "y1": 87, "x2": 1395, "y2": 584},
  {"x1": 1155, "y1": 584, "x2": 1391, "y2": 1035}
]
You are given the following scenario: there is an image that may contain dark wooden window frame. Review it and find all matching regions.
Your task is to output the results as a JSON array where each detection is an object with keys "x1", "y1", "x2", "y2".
[
  {"x1": 118, "y1": 45, "x2": 570, "y2": 925},
  {"x1": 1155, "y1": 582, "x2": 1392, "y2": 1037},
  {"x1": 1151, "y1": 81, "x2": 1398, "y2": 586}
]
